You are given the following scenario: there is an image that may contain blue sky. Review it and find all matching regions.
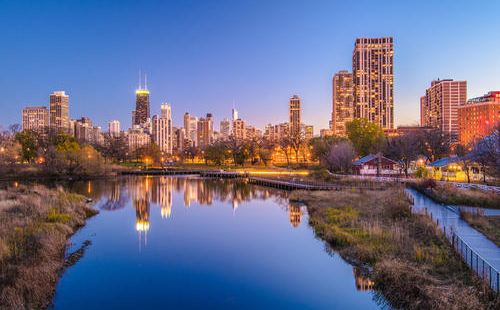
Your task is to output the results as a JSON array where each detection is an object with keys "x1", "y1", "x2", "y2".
[{"x1": 1, "y1": 0, "x2": 499, "y2": 133}]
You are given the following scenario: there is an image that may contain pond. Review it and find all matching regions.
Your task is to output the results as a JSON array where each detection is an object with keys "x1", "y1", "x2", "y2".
[{"x1": 50, "y1": 176, "x2": 382, "y2": 309}]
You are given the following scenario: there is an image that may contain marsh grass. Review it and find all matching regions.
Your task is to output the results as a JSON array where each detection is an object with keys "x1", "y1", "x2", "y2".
[
  {"x1": 0, "y1": 185, "x2": 97, "y2": 309},
  {"x1": 410, "y1": 180, "x2": 500, "y2": 209},
  {"x1": 291, "y1": 188, "x2": 500, "y2": 309}
]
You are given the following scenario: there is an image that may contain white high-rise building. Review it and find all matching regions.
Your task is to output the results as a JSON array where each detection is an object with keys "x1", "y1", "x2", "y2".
[
  {"x1": 108, "y1": 120, "x2": 121, "y2": 137},
  {"x1": 152, "y1": 103, "x2": 173, "y2": 154},
  {"x1": 220, "y1": 118, "x2": 231, "y2": 140},
  {"x1": 232, "y1": 108, "x2": 238, "y2": 121}
]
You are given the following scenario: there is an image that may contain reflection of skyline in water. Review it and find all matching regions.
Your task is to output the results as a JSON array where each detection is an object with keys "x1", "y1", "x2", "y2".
[
  {"x1": 53, "y1": 176, "x2": 378, "y2": 308},
  {"x1": 76, "y1": 176, "x2": 305, "y2": 235}
]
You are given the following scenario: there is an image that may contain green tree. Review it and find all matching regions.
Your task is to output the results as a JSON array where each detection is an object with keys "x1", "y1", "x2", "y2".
[
  {"x1": 204, "y1": 142, "x2": 229, "y2": 166},
  {"x1": 346, "y1": 119, "x2": 385, "y2": 156},
  {"x1": 15, "y1": 130, "x2": 39, "y2": 163}
]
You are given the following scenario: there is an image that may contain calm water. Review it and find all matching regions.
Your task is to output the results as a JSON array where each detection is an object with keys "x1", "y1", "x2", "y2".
[{"x1": 49, "y1": 176, "x2": 381, "y2": 309}]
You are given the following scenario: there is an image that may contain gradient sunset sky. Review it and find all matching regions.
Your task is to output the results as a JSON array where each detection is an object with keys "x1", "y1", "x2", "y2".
[{"x1": 1, "y1": 0, "x2": 499, "y2": 132}]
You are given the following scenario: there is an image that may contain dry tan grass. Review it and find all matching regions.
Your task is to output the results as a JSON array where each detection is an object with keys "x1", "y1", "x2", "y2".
[
  {"x1": 0, "y1": 185, "x2": 97, "y2": 309},
  {"x1": 291, "y1": 187, "x2": 500, "y2": 309}
]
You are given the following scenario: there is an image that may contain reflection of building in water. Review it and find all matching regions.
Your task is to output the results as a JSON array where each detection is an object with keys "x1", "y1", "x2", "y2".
[
  {"x1": 151, "y1": 176, "x2": 173, "y2": 219},
  {"x1": 87, "y1": 180, "x2": 92, "y2": 194},
  {"x1": 129, "y1": 177, "x2": 151, "y2": 248},
  {"x1": 100, "y1": 181, "x2": 128, "y2": 211},
  {"x1": 289, "y1": 205, "x2": 302, "y2": 228},
  {"x1": 353, "y1": 267, "x2": 375, "y2": 291},
  {"x1": 232, "y1": 199, "x2": 239, "y2": 214},
  {"x1": 135, "y1": 198, "x2": 150, "y2": 232}
]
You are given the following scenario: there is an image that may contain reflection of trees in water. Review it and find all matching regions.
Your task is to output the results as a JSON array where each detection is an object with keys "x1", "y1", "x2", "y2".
[
  {"x1": 100, "y1": 180, "x2": 129, "y2": 211},
  {"x1": 352, "y1": 266, "x2": 374, "y2": 291}
]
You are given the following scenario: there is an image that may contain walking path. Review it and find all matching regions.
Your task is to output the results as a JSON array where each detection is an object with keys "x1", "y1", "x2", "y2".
[{"x1": 406, "y1": 188, "x2": 500, "y2": 291}]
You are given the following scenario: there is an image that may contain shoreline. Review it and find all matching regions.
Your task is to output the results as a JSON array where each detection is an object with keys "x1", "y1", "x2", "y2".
[
  {"x1": 290, "y1": 187, "x2": 499, "y2": 309},
  {"x1": 0, "y1": 185, "x2": 98, "y2": 309}
]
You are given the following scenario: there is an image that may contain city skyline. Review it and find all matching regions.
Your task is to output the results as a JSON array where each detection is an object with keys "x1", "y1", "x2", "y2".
[{"x1": 2, "y1": 1, "x2": 500, "y2": 132}]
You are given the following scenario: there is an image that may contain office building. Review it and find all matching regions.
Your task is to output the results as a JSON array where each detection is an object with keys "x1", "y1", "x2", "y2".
[
  {"x1": 183, "y1": 112, "x2": 198, "y2": 147},
  {"x1": 108, "y1": 120, "x2": 121, "y2": 137},
  {"x1": 22, "y1": 106, "x2": 49, "y2": 134},
  {"x1": 152, "y1": 103, "x2": 173, "y2": 154},
  {"x1": 289, "y1": 95, "x2": 301, "y2": 136},
  {"x1": 219, "y1": 118, "x2": 231, "y2": 140},
  {"x1": 421, "y1": 79, "x2": 467, "y2": 140},
  {"x1": 458, "y1": 91, "x2": 500, "y2": 145},
  {"x1": 331, "y1": 70, "x2": 354, "y2": 136},
  {"x1": 353, "y1": 37, "x2": 394, "y2": 129},
  {"x1": 197, "y1": 113, "x2": 214, "y2": 149},
  {"x1": 232, "y1": 118, "x2": 246, "y2": 141},
  {"x1": 128, "y1": 127, "x2": 151, "y2": 151},
  {"x1": 134, "y1": 75, "x2": 150, "y2": 125},
  {"x1": 50, "y1": 91, "x2": 70, "y2": 132}
]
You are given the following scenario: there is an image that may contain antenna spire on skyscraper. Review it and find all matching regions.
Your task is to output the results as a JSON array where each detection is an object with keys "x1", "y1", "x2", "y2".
[
  {"x1": 144, "y1": 73, "x2": 147, "y2": 90},
  {"x1": 138, "y1": 69, "x2": 142, "y2": 89}
]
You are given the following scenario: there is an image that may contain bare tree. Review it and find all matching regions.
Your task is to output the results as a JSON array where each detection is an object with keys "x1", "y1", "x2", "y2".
[
  {"x1": 419, "y1": 129, "x2": 451, "y2": 162},
  {"x1": 278, "y1": 135, "x2": 292, "y2": 166},
  {"x1": 472, "y1": 125, "x2": 499, "y2": 181},
  {"x1": 289, "y1": 131, "x2": 305, "y2": 164},
  {"x1": 325, "y1": 140, "x2": 356, "y2": 174},
  {"x1": 384, "y1": 133, "x2": 420, "y2": 177}
]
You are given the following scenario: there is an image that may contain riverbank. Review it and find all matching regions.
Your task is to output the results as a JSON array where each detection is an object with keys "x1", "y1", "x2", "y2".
[
  {"x1": 291, "y1": 188, "x2": 499, "y2": 309},
  {"x1": 409, "y1": 180, "x2": 500, "y2": 209},
  {"x1": 0, "y1": 185, "x2": 98, "y2": 309},
  {"x1": 460, "y1": 211, "x2": 500, "y2": 247}
]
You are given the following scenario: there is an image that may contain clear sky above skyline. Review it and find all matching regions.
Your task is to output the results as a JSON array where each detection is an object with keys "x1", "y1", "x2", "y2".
[{"x1": 1, "y1": 0, "x2": 499, "y2": 132}]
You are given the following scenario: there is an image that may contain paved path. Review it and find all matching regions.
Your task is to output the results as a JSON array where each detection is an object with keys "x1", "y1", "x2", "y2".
[{"x1": 407, "y1": 188, "x2": 500, "y2": 273}]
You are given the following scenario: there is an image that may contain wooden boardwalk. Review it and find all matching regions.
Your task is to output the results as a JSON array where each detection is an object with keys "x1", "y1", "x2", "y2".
[
  {"x1": 120, "y1": 169, "x2": 383, "y2": 191},
  {"x1": 248, "y1": 177, "x2": 340, "y2": 191}
]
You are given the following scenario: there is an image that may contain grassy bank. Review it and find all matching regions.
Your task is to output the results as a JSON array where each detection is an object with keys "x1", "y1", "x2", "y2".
[
  {"x1": 291, "y1": 188, "x2": 499, "y2": 309},
  {"x1": 409, "y1": 180, "x2": 500, "y2": 209},
  {"x1": 0, "y1": 185, "x2": 98, "y2": 309},
  {"x1": 460, "y1": 211, "x2": 500, "y2": 247}
]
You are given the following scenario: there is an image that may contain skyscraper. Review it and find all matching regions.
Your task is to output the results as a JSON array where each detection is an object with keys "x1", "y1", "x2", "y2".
[
  {"x1": 49, "y1": 91, "x2": 69, "y2": 133},
  {"x1": 108, "y1": 120, "x2": 121, "y2": 137},
  {"x1": 183, "y1": 112, "x2": 198, "y2": 147},
  {"x1": 134, "y1": 75, "x2": 150, "y2": 126},
  {"x1": 197, "y1": 113, "x2": 214, "y2": 149},
  {"x1": 289, "y1": 95, "x2": 301, "y2": 136},
  {"x1": 232, "y1": 118, "x2": 246, "y2": 141},
  {"x1": 22, "y1": 106, "x2": 49, "y2": 134},
  {"x1": 331, "y1": 70, "x2": 354, "y2": 136},
  {"x1": 352, "y1": 37, "x2": 394, "y2": 129},
  {"x1": 219, "y1": 118, "x2": 231, "y2": 140},
  {"x1": 421, "y1": 79, "x2": 467, "y2": 140},
  {"x1": 232, "y1": 107, "x2": 238, "y2": 121},
  {"x1": 152, "y1": 103, "x2": 173, "y2": 154}
]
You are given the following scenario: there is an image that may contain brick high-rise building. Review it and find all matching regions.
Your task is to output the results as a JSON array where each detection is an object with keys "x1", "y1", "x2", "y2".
[
  {"x1": 49, "y1": 91, "x2": 69, "y2": 133},
  {"x1": 197, "y1": 113, "x2": 214, "y2": 149},
  {"x1": 22, "y1": 106, "x2": 49, "y2": 134},
  {"x1": 353, "y1": 37, "x2": 394, "y2": 129},
  {"x1": 289, "y1": 95, "x2": 301, "y2": 136},
  {"x1": 421, "y1": 79, "x2": 467, "y2": 140},
  {"x1": 331, "y1": 70, "x2": 354, "y2": 136},
  {"x1": 232, "y1": 118, "x2": 246, "y2": 141},
  {"x1": 152, "y1": 104, "x2": 173, "y2": 154},
  {"x1": 458, "y1": 91, "x2": 500, "y2": 145}
]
